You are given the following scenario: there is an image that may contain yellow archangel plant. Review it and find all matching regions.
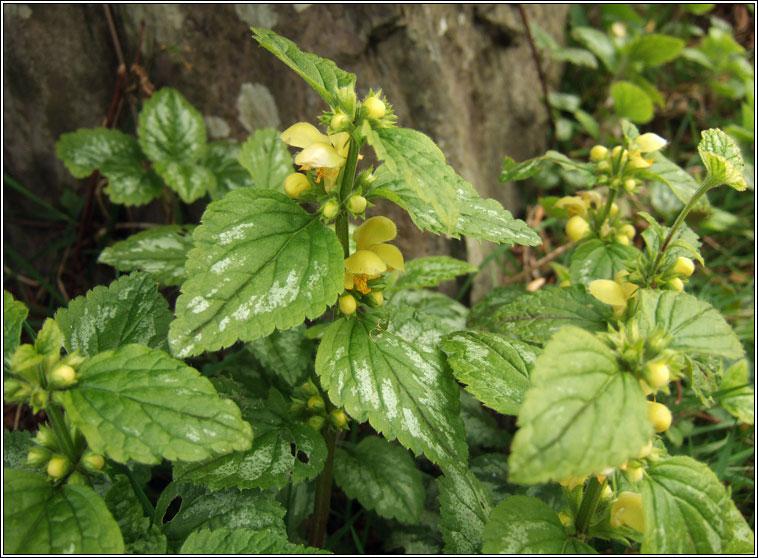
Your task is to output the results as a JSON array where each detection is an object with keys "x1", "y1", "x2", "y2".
[{"x1": 343, "y1": 216, "x2": 404, "y2": 295}]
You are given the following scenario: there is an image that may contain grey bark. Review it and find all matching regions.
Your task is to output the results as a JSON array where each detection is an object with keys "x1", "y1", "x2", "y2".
[{"x1": 3, "y1": 4, "x2": 568, "y2": 301}]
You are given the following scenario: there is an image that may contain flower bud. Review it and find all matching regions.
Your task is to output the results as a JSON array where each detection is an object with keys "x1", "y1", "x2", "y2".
[
  {"x1": 369, "y1": 291, "x2": 384, "y2": 306},
  {"x1": 589, "y1": 145, "x2": 608, "y2": 161},
  {"x1": 602, "y1": 484, "x2": 614, "y2": 500},
  {"x1": 628, "y1": 466, "x2": 644, "y2": 483},
  {"x1": 669, "y1": 277, "x2": 684, "y2": 292},
  {"x1": 34, "y1": 426, "x2": 58, "y2": 450},
  {"x1": 610, "y1": 492, "x2": 644, "y2": 532},
  {"x1": 47, "y1": 455, "x2": 72, "y2": 479},
  {"x1": 609, "y1": 202, "x2": 619, "y2": 218},
  {"x1": 347, "y1": 194, "x2": 367, "y2": 214},
  {"x1": 82, "y1": 451, "x2": 105, "y2": 472},
  {"x1": 66, "y1": 472, "x2": 88, "y2": 486},
  {"x1": 322, "y1": 200, "x2": 339, "y2": 220},
  {"x1": 559, "y1": 280, "x2": 571, "y2": 288},
  {"x1": 308, "y1": 415, "x2": 325, "y2": 430},
  {"x1": 637, "y1": 440, "x2": 653, "y2": 459},
  {"x1": 339, "y1": 294, "x2": 357, "y2": 315},
  {"x1": 634, "y1": 133, "x2": 667, "y2": 153},
  {"x1": 336, "y1": 86, "x2": 357, "y2": 118},
  {"x1": 645, "y1": 361, "x2": 670, "y2": 388},
  {"x1": 284, "y1": 173, "x2": 311, "y2": 199},
  {"x1": 619, "y1": 224, "x2": 636, "y2": 239},
  {"x1": 624, "y1": 178, "x2": 638, "y2": 192},
  {"x1": 565, "y1": 216, "x2": 590, "y2": 243},
  {"x1": 615, "y1": 235, "x2": 631, "y2": 246},
  {"x1": 307, "y1": 395, "x2": 325, "y2": 411},
  {"x1": 48, "y1": 364, "x2": 76, "y2": 389},
  {"x1": 26, "y1": 446, "x2": 52, "y2": 468},
  {"x1": 363, "y1": 96, "x2": 386, "y2": 119},
  {"x1": 30, "y1": 389, "x2": 49, "y2": 412},
  {"x1": 648, "y1": 401, "x2": 672, "y2": 432},
  {"x1": 612, "y1": 146, "x2": 629, "y2": 166},
  {"x1": 596, "y1": 160, "x2": 611, "y2": 172},
  {"x1": 673, "y1": 257, "x2": 694, "y2": 277},
  {"x1": 330, "y1": 112, "x2": 351, "y2": 132},
  {"x1": 329, "y1": 409, "x2": 348, "y2": 428}
]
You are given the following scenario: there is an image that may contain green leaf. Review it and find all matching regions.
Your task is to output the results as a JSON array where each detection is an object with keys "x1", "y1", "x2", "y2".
[
  {"x1": 485, "y1": 286, "x2": 613, "y2": 345},
  {"x1": 203, "y1": 141, "x2": 256, "y2": 199},
  {"x1": 499, "y1": 150, "x2": 598, "y2": 185},
  {"x1": 390, "y1": 256, "x2": 477, "y2": 291},
  {"x1": 62, "y1": 344, "x2": 253, "y2": 464},
  {"x1": 98, "y1": 225, "x2": 195, "y2": 286},
  {"x1": 441, "y1": 331, "x2": 535, "y2": 415},
  {"x1": 482, "y1": 495, "x2": 572, "y2": 554},
  {"x1": 460, "y1": 390, "x2": 510, "y2": 450},
  {"x1": 470, "y1": 453, "x2": 510, "y2": 504},
  {"x1": 105, "y1": 476, "x2": 167, "y2": 554},
  {"x1": 610, "y1": 81, "x2": 654, "y2": 124},
  {"x1": 508, "y1": 327, "x2": 652, "y2": 484},
  {"x1": 154, "y1": 161, "x2": 215, "y2": 203},
  {"x1": 248, "y1": 324, "x2": 313, "y2": 387},
  {"x1": 632, "y1": 290, "x2": 744, "y2": 359},
  {"x1": 468, "y1": 285, "x2": 526, "y2": 329},
  {"x1": 632, "y1": 75, "x2": 665, "y2": 109},
  {"x1": 571, "y1": 26, "x2": 616, "y2": 71},
  {"x1": 438, "y1": 465, "x2": 492, "y2": 554},
  {"x1": 315, "y1": 317, "x2": 468, "y2": 467},
  {"x1": 56, "y1": 128, "x2": 163, "y2": 206},
  {"x1": 698, "y1": 128, "x2": 747, "y2": 190},
  {"x1": 569, "y1": 239, "x2": 636, "y2": 286},
  {"x1": 648, "y1": 152, "x2": 710, "y2": 210},
  {"x1": 369, "y1": 129, "x2": 540, "y2": 245},
  {"x1": 137, "y1": 88, "x2": 206, "y2": 163},
  {"x1": 173, "y1": 388, "x2": 325, "y2": 490},
  {"x1": 3, "y1": 468, "x2": 124, "y2": 554},
  {"x1": 334, "y1": 436, "x2": 424, "y2": 524},
  {"x1": 574, "y1": 108, "x2": 600, "y2": 138},
  {"x1": 642, "y1": 456, "x2": 731, "y2": 553},
  {"x1": 238, "y1": 128, "x2": 293, "y2": 191},
  {"x1": 4, "y1": 290, "x2": 28, "y2": 366},
  {"x1": 719, "y1": 359, "x2": 754, "y2": 424},
  {"x1": 155, "y1": 482, "x2": 285, "y2": 548},
  {"x1": 385, "y1": 510, "x2": 443, "y2": 554},
  {"x1": 387, "y1": 290, "x2": 468, "y2": 346},
  {"x1": 723, "y1": 498, "x2": 755, "y2": 554},
  {"x1": 251, "y1": 27, "x2": 356, "y2": 110},
  {"x1": 626, "y1": 34, "x2": 685, "y2": 66},
  {"x1": 3, "y1": 429, "x2": 33, "y2": 470},
  {"x1": 54, "y1": 272, "x2": 172, "y2": 357},
  {"x1": 169, "y1": 189, "x2": 344, "y2": 358},
  {"x1": 552, "y1": 47, "x2": 598, "y2": 68},
  {"x1": 180, "y1": 528, "x2": 329, "y2": 554}
]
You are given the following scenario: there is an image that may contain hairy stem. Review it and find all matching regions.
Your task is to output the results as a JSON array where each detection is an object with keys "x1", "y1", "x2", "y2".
[
  {"x1": 46, "y1": 403, "x2": 78, "y2": 465},
  {"x1": 335, "y1": 137, "x2": 361, "y2": 258},
  {"x1": 595, "y1": 187, "x2": 618, "y2": 231},
  {"x1": 108, "y1": 459, "x2": 156, "y2": 522},
  {"x1": 575, "y1": 476, "x2": 606, "y2": 535}
]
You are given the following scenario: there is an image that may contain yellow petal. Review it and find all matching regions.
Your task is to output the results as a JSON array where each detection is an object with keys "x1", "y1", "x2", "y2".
[
  {"x1": 329, "y1": 132, "x2": 351, "y2": 159},
  {"x1": 610, "y1": 492, "x2": 644, "y2": 532},
  {"x1": 344, "y1": 250, "x2": 387, "y2": 276},
  {"x1": 354, "y1": 216, "x2": 397, "y2": 249},
  {"x1": 280, "y1": 122, "x2": 329, "y2": 149},
  {"x1": 634, "y1": 133, "x2": 667, "y2": 153},
  {"x1": 369, "y1": 243, "x2": 404, "y2": 271},
  {"x1": 628, "y1": 151, "x2": 653, "y2": 169},
  {"x1": 554, "y1": 196, "x2": 588, "y2": 217},
  {"x1": 344, "y1": 271, "x2": 355, "y2": 291},
  {"x1": 589, "y1": 279, "x2": 628, "y2": 307},
  {"x1": 295, "y1": 143, "x2": 345, "y2": 169}
]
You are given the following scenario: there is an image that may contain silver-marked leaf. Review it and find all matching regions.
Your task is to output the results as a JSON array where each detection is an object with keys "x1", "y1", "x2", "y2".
[
  {"x1": 390, "y1": 256, "x2": 477, "y2": 291},
  {"x1": 368, "y1": 129, "x2": 540, "y2": 245},
  {"x1": 180, "y1": 528, "x2": 329, "y2": 554},
  {"x1": 698, "y1": 128, "x2": 747, "y2": 190},
  {"x1": 438, "y1": 466, "x2": 492, "y2": 554},
  {"x1": 487, "y1": 286, "x2": 613, "y2": 345},
  {"x1": 569, "y1": 239, "x2": 636, "y2": 286},
  {"x1": 460, "y1": 390, "x2": 510, "y2": 450},
  {"x1": 173, "y1": 388, "x2": 325, "y2": 490},
  {"x1": 169, "y1": 189, "x2": 344, "y2": 358},
  {"x1": 238, "y1": 128, "x2": 293, "y2": 191},
  {"x1": 470, "y1": 453, "x2": 510, "y2": 504},
  {"x1": 137, "y1": 88, "x2": 206, "y2": 163},
  {"x1": 105, "y1": 476, "x2": 167, "y2": 555},
  {"x1": 468, "y1": 285, "x2": 526, "y2": 329},
  {"x1": 508, "y1": 327, "x2": 652, "y2": 484},
  {"x1": 387, "y1": 290, "x2": 468, "y2": 346},
  {"x1": 719, "y1": 359, "x2": 754, "y2": 424},
  {"x1": 482, "y1": 495, "x2": 578, "y2": 554},
  {"x1": 154, "y1": 161, "x2": 215, "y2": 203},
  {"x1": 62, "y1": 344, "x2": 253, "y2": 464},
  {"x1": 441, "y1": 330, "x2": 536, "y2": 415},
  {"x1": 247, "y1": 324, "x2": 313, "y2": 387},
  {"x1": 334, "y1": 436, "x2": 424, "y2": 523},
  {"x1": 203, "y1": 141, "x2": 255, "y2": 199},
  {"x1": 723, "y1": 498, "x2": 755, "y2": 554},
  {"x1": 98, "y1": 225, "x2": 195, "y2": 286},
  {"x1": 315, "y1": 317, "x2": 468, "y2": 467},
  {"x1": 642, "y1": 456, "x2": 731, "y2": 554},
  {"x1": 632, "y1": 290, "x2": 744, "y2": 359},
  {"x1": 3, "y1": 429, "x2": 33, "y2": 470},
  {"x1": 251, "y1": 27, "x2": 357, "y2": 110},
  {"x1": 155, "y1": 482, "x2": 285, "y2": 548},
  {"x1": 54, "y1": 272, "x2": 172, "y2": 356},
  {"x1": 4, "y1": 290, "x2": 28, "y2": 366},
  {"x1": 3, "y1": 469, "x2": 124, "y2": 554}
]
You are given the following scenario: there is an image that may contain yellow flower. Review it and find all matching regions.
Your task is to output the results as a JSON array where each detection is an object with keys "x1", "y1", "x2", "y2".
[
  {"x1": 589, "y1": 271, "x2": 638, "y2": 317},
  {"x1": 344, "y1": 216, "x2": 404, "y2": 294},
  {"x1": 610, "y1": 492, "x2": 644, "y2": 532},
  {"x1": 627, "y1": 133, "x2": 668, "y2": 170},
  {"x1": 280, "y1": 123, "x2": 348, "y2": 192},
  {"x1": 554, "y1": 196, "x2": 589, "y2": 217}
]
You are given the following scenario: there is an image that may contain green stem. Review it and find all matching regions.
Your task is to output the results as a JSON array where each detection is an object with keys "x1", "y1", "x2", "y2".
[
  {"x1": 108, "y1": 459, "x2": 156, "y2": 522},
  {"x1": 46, "y1": 403, "x2": 78, "y2": 465},
  {"x1": 647, "y1": 178, "x2": 715, "y2": 281},
  {"x1": 595, "y1": 187, "x2": 618, "y2": 231},
  {"x1": 575, "y1": 476, "x2": 606, "y2": 535},
  {"x1": 309, "y1": 428, "x2": 337, "y2": 548},
  {"x1": 335, "y1": 138, "x2": 361, "y2": 258}
]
